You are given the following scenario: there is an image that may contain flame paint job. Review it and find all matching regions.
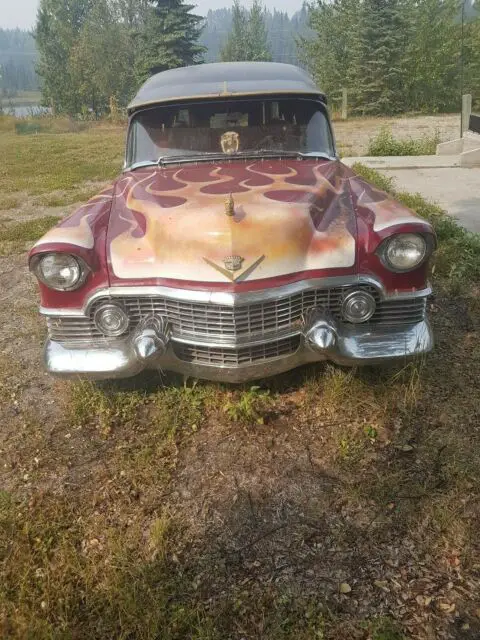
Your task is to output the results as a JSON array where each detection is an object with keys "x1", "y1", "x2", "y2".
[
  {"x1": 108, "y1": 160, "x2": 357, "y2": 282},
  {"x1": 29, "y1": 159, "x2": 435, "y2": 310}
]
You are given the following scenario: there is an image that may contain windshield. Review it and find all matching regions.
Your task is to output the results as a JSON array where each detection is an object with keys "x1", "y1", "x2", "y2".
[{"x1": 126, "y1": 97, "x2": 335, "y2": 167}]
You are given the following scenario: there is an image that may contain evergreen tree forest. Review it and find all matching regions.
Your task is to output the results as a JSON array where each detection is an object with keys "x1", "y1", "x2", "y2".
[
  {"x1": 301, "y1": 0, "x2": 480, "y2": 115},
  {"x1": 219, "y1": 0, "x2": 273, "y2": 62},
  {"x1": 200, "y1": 5, "x2": 309, "y2": 65},
  {"x1": 3, "y1": 0, "x2": 480, "y2": 116}
]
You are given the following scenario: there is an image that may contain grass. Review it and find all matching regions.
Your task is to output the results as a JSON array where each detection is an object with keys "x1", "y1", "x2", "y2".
[
  {"x1": 1, "y1": 123, "x2": 480, "y2": 639},
  {"x1": 223, "y1": 385, "x2": 273, "y2": 424},
  {"x1": 0, "y1": 216, "x2": 60, "y2": 242},
  {"x1": 0, "y1": 120, "x2": 124, "y2": 195},
  {"x1": 0, "y1": 215, "x2": 61, "y2": 255},
  {"x1": 0, "y1": 194, "x2": 21, "y2": 211},
  {"x1": 366, "y1": 126, "x2": 440, "y2": 156},
  {"x1": 35, "y1": 185, "x2": 107, "y2": 207}
]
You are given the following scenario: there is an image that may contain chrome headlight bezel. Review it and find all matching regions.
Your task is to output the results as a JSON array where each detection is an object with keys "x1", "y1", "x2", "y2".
[
  {"x1": 377, "y1": 233, "x2": 432, "y2": 273},
  {"x1": 30, "y1": 252, "x2": 89, "y2": 291}
]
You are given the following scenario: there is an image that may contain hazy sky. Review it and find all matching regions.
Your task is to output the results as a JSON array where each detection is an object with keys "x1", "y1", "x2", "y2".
[{"x1": 0, "y1": 0, "x2": 295, "y2": 30}]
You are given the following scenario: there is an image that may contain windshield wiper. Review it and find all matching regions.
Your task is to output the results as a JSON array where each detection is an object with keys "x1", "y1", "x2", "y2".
[
  {"x1": 157, "y1": 150, "x2": 336, "y2": 166},
  {"x1": 298, "y1": 152, "x2": 337, "y2": 161},
  {"x1": 157, "y1": 152, "x2": 229, "y2": 166}
]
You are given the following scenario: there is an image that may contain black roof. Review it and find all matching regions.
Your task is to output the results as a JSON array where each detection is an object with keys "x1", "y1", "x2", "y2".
[{"x1": 128, "y1": 62, "x2": 325, "y2": 112}]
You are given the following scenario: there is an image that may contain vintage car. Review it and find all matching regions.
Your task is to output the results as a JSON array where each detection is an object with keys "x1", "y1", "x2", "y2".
[{"x1": 29, "y1": 62, "x2": 435, "y2": 383}]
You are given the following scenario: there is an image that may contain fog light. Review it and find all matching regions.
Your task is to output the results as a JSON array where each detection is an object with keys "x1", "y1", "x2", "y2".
[
  {"x1": 342, "y1": 290, "x2": 376, "y2": 323},
  {"x1": 94, "y1": 304, "x2": 129, "y2": 337}
]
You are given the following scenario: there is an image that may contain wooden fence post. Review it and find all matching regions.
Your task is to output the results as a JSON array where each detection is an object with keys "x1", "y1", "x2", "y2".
[
  {"x1": 461, "y1": 93, "x2": 472, "y2": 136},
  {"x1": 341, "y1": 88, "x2": 348, "y2": 120}
]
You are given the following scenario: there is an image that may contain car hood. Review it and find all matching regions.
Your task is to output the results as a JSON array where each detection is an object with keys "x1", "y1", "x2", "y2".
[{"x1": 106, "y1": 159, "x2": 359, "y2": 284}]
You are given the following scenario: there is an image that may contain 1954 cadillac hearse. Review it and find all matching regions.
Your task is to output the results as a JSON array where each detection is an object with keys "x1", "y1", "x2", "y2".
[{"x1": 29, "y1": 62, "x2": 436, "y2": 382}]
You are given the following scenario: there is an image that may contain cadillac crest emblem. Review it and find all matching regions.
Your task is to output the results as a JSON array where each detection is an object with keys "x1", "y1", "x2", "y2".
[
  {"x1": 223, "y1": 255, "x2": 244, "y2": 272},
  {"x1": 203, "y1": 254, "x2": 266, "y2": 282}
]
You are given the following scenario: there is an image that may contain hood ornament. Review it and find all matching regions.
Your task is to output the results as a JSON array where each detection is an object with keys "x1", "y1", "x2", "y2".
[{"x1": 224, "y1": 193, "x2": 235, "y2": 217}]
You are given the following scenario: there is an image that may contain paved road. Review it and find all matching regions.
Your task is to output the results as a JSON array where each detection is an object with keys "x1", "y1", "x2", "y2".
[{"x1": 383, "y1": 167, "x2": 480, "y2": 233}]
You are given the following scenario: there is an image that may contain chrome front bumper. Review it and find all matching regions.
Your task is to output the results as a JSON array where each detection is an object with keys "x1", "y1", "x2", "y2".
[
  {"x1": 44, "y1": 319, "x2": 433, "y2": 383},
  {"x1": 41, "y1": 277, "x2": 434, "y2": 382}
]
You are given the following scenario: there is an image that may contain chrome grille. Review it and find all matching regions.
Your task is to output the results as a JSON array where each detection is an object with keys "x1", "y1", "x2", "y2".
[
  {"x1": 374, "y1": 297, "x2": 426, "y2": 325},
  {"x1": 110, "y1": 288, "x2": 349, "y2": 340},
  {"x1": 174, "y1": 336, "x2": 300, "y2": 366},
  {"x1": 46, "y1": 316, "x2": 105, "y2": 343},
  {"x1": 45, "y1": 287, "x2": 428, "y2": 345}
]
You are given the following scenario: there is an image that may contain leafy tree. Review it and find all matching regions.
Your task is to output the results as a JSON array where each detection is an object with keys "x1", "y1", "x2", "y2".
[
  {"x1": 70, "y1": 0, "x2": 134, "y2": 115},
  {"x1": 299, "y1": 0, "x2": 363, "y2": 102},
  {"x1": 134, "y1": 0, "x2": 205, "y2": 83},
  {"x1": 35, "y1": 0, "x2": 93, "y2": 113}
]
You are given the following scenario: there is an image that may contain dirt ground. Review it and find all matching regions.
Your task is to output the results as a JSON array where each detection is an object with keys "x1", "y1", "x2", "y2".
[{"x1": 2, "y1": 241, "x2": 480, "y2": 639}]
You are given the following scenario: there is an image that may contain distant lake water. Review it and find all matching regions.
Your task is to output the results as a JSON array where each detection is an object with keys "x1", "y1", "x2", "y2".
[{"x1": 1, "y1": 104, "x2": 51, "y2": 117}]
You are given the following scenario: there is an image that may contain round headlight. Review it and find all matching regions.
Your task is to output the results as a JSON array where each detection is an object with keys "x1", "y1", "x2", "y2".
[
  {"x1": 342, "y1": 290, "x2": 376, "y2": 323},
  {"x1": 35, "y1": 253, "x2": 84, "y2": 291},
  {"x1": 94, "y1": 304, "x2": 129, "y2": 337},
  {"x1": 384, "y1": 234, "x2": 427, "y2": 272}
]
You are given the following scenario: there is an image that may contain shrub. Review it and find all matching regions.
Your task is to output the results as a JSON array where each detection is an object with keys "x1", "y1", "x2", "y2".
[{"x1": 367, "y1": 126, "x2": 440, "y2": 156}]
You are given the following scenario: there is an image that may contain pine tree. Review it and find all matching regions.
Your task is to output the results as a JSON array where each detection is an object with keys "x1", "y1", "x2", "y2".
[
  {"x1": 134, "y1": 0, "x2": 205, "y2": 82},
  {"x1": 403, "y1": 0, "x2": 459, "y2": 112},
  {"x1": 220, "y1": 0, "x2": 271, "y2": 62},
  {"x1": 357, "y1": 0, "x2": 410, "y2": 115},
  {"x1": 220, "y1": 0, "x2": 247, "y2": 62},
  {"x1": 245, "y1": 0, "x2": 272, "y2": 61}
]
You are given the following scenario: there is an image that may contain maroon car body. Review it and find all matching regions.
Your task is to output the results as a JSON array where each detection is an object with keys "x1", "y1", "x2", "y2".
[{"x1": 29, "y1": 62, "x2": 435, "y2": 382}]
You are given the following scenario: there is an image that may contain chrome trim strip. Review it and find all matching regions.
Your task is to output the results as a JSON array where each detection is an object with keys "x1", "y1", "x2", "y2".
[
  {"x1": 39, "y1": 277, "x2": 432, "y2": 318},
  {"x1": 170, "y1": 329, "x2": 300, "y2": 349}
]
